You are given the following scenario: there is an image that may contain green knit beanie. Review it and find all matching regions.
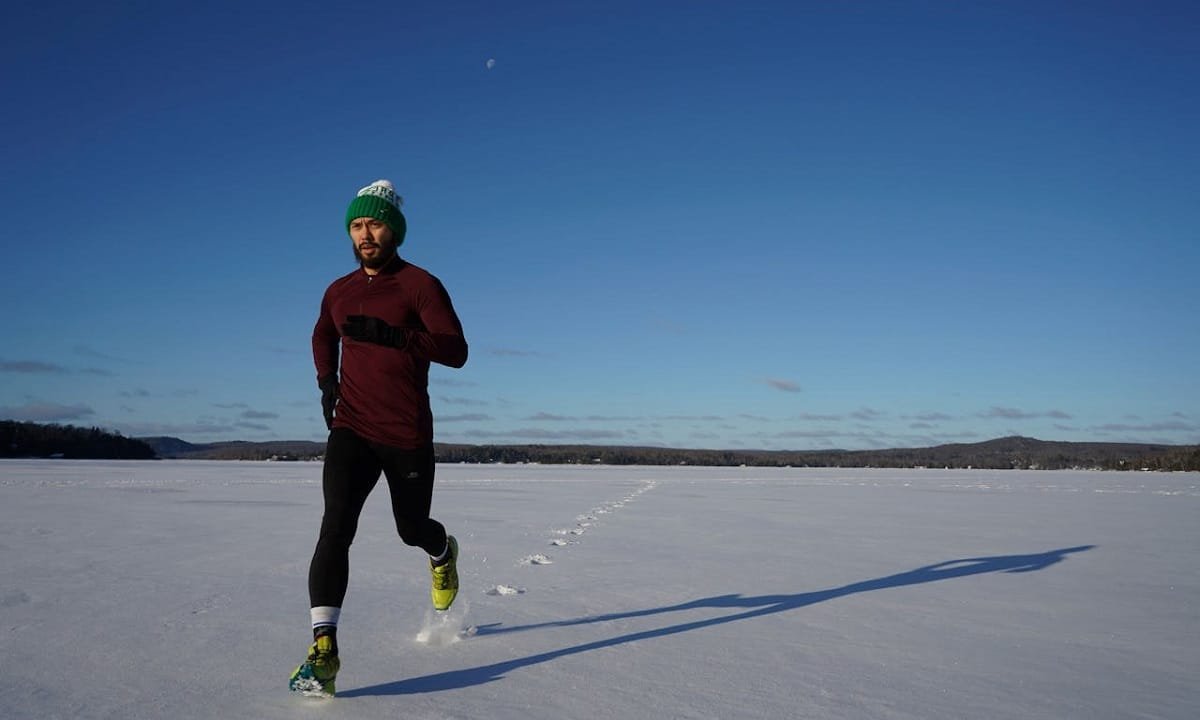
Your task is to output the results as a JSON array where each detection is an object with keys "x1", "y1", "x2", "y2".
[{"x1": 345, "y1": 179, "x2": 407, "y2": 245}]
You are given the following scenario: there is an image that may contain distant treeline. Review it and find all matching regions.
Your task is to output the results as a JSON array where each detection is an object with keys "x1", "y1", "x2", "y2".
[
  {"x1": 431, "y1": 438, "x2": 1200, "y2": 472},
  {"x1": 134, "y1": 432, "x2": 1200, "y2": 471},
  {"x1": 1, "y1": 421, "x2": 156, "y2": 459},
  {"x1": 4, "y1": 422, "x2": 1196, "y2": 470}
]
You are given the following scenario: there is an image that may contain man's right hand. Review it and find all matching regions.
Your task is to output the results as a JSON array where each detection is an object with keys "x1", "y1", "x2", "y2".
[{"x1": 319, "y1": 374, "x2": 339, "y2": 430}]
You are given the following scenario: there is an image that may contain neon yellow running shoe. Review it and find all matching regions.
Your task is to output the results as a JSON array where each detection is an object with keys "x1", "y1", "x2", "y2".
[
  {"x1": 288, "y1": 634, "x2": 340, "y2": 698},
  {"x1": 431, "y1": 535, "x2": 459, "y2": 611}
]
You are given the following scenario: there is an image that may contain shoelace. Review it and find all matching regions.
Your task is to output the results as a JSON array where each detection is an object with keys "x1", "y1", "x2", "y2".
[{"x1": 308, "y1": 642, "x2": 337, "y2": 666}]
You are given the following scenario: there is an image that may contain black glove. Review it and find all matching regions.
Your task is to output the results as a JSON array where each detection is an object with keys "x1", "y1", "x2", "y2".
[
  {"x1": 318, "y1": 374, "x2": 339, "y2": 430},
  {"x1": 341, "y1": 315, "x2": 408, "y2": 349}
]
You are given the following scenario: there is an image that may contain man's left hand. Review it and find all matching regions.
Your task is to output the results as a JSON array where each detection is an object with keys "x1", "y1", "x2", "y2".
[{"x1": 341, "y1": 315, "x2": 408, "y2": 348}]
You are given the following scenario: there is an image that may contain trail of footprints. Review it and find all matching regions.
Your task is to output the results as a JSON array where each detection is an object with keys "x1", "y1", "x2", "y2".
[{"x1": 483, "y1": 479, "x2": 657, "y2": 597}]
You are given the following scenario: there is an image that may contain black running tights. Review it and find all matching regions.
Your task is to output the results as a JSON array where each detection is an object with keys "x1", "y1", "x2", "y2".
[{"x1": 308, "y1": 428, "x2": 447, "y2": 608}]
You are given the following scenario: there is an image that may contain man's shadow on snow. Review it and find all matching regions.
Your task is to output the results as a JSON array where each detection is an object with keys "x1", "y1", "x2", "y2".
[{"x1": 340, "y1": 545, "x2": 1094, "y2": 697}]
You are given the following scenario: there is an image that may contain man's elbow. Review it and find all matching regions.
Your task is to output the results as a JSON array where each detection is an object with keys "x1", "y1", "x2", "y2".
[
  {"x1": 431, "y1": 335, "x2": 468, "y2": 368},
  {"x1": 449, "y1": 342, "x2": 469, "y2": 369}
]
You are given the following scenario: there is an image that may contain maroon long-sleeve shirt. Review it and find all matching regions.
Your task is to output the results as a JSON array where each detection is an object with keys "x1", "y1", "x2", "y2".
[{"x1": 313, "y1": 258, "x2": 468, "y2": 448}]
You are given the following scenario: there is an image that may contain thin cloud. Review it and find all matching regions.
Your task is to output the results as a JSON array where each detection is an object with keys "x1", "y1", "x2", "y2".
[
  {"x1": 764, "y1": 378, "x2": 802, "y2": 393},
  {"x1": 440, "y1": 413, "x2": 494, "y2": 422},
  {"x1": 118, "y1": 388, "x2": 200, "y2": 400},
  {"x1": 774, "y1": 429, "x2": 843, "y2": 439},
  {"x1": 1, "y1": 360, "x2": 68, "y2": 374},
  {"x1": 980, "y1": 407, "x2": 1073, "y2": 420},
  {"x1": 438, "y1": 396, "x2": 489, "y2": 406},
  {"x1": 111, "y1": 421, "x2": 238, "y2": 437},
  {"x1": 912, "y1": 412, "x2": 954, "y2": 421},
  {"x1": 585, "y1": 415, "x2": 643, "y2": 422},
  {"x1": 981, "y1": 407, "x2": 1032, "y2": 419},
  {"x1": 462, "y1": 428, "x2": 627, "y2": 441},
  {"x1": 241, "y1": 410, "x2": 279, "y2": 420},
  {"x1": 851, "y1": 407, "x2": 884, "y2": 421},
  {"x1": 432, "y1": 377, "x2": 478, "y2": 388},
  {"x1": 793, "y1": 413, "x2": 842, "y2": 422},
  {"x1": 72, "y1": 345, "x2": 133, "y2": 363},
  {"x1": 525, "y1": 412, "x2": 576, "y2": 422},
  {"x1": 657, "y1": 415, "x2": 724, "y2": 422},
  {"x1": 1091, "y1": 420, "x2": 1194, "y2": 433},
  {"x1": 0, "y1": 402, "x2": 95, "y2": 422},
  {"x1": 488, "y1": 348, "x2": 545, "y2": 358}
]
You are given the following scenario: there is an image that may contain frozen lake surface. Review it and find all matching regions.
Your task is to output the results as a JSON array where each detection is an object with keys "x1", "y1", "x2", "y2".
[{"x1": 1, "y1": 460, "x2": 1197, "y2": 719}]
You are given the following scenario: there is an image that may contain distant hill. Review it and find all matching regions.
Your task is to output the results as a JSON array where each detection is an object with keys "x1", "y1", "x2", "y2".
[
  {"x1": 138, "y1": 433, "x2": 1200, "y2": 471},
  {"x1": 432, "y1": 436, "x2": 1200, "y2": 471},
  {"x1": 138, "y1": 437, "x2": 326, "y2": 461},
  {"x1": 4, "y1": 422, "x2": 1195, "y2": 469}
]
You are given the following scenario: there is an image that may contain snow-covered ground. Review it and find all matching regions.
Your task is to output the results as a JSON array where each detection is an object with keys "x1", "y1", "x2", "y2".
[{"x1": 1, "y1": 460, "x2": 1197, "y2": 720}]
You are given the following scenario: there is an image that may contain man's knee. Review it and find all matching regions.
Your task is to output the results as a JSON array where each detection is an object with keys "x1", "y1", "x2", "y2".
[
  {"x1": 317, "y1": 514, "x2": 360, "y2": 549},
  {"x1": 395, "y1": 519, "x2": 424, "y2": 547}
]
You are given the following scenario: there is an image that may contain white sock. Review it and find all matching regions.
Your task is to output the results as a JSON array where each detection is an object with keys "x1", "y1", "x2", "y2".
[{"x1": 311, "y1": 606, "x2": 341, "y2": 631}]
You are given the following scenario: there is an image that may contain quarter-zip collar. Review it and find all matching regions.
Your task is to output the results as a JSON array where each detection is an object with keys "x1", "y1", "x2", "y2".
[{"x1": 361, "y1": 254, "x2": 406, "y2": 281}]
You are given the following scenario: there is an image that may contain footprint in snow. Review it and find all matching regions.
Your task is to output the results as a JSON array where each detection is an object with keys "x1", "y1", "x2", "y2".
[{"x1": 520, "y1": 554, "x2": 553, "y2": 566}]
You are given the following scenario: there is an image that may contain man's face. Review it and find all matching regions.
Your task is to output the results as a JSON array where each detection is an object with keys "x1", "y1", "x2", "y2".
[{"x1": 349, "y1": 217, "x2": 397, "y2": 269}]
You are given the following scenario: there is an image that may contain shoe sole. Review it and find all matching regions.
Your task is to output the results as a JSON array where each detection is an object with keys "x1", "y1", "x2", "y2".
[
  {"x1": 290, "y1": 665, "x2": 336, "y2": 698},
  {"x1": 290, "y1": 677, "x2": 335, "y2": 698}
]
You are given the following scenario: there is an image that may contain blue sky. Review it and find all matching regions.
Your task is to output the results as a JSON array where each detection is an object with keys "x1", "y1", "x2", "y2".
[{"x1": 2, "y1": 1, "x2": 1197, "y2": 451}]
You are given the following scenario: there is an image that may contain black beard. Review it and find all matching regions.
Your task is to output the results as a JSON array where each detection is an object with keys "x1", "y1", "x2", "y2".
[{"x1": 353, "y1": 244, "x2": 396, "y2": 269}]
